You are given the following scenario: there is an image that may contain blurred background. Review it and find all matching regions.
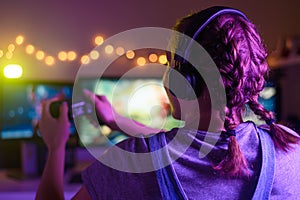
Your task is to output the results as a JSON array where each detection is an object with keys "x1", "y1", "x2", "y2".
[{"x1": 0, "y1": 0, "x2": 299, "y2": 199}]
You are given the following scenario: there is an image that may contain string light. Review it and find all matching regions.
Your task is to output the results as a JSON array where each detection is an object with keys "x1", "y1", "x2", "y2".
[
  {"x1": 90, "y1": 50, "x2": 99, "y2": 60},
  {"x1": 15, "y1": 35, "x2": 24, "y2": 45},
  {"x1": 149, "y1": 53, "x2": 158, "y2": 62},
  {"x1": 58, "y1": 51, "x2": 67, "y2": 61},
  {"x1": 115, "y1": 47, "x2": 125, "y2": 56},
  {"x1": 126, "y1": 50, "x2": 135, "y2": 59},
  {"x1": 36, "y1": 50, "x2": 45, "y2": 60},
  {"x1": 3, "y1": 34, "x2": 169, "y2": 67},
  {"x1": 94, "y1": 35, "x2": 104, "y2": 46},
  {"x1": 6, "y1": 51, "x2": 13, "y2": 59},
  {"x1": 105, "y1": 45, "x2": 114, "y2": 54},
  {"x1": 136, "y1": 57, "x2": 146, "y2": 66},
  {"x1": 25, "y1": 45, "x2": 35, "y2": 54},
  {"x1": 67, "y1": 51, "x2": 77, "y2": 61},
  {"x1": 8, "y1": 44, "x2": 15, "y2": 52},
  {"x1": 45, "y1": 56, "x2": 55, "y2": 66},
  {"x1": 81, "y1": 55, "x2": 90, "y2": 65},
  {"x1": 158, "y1": 54, "x2": 167, "y2": 64}
]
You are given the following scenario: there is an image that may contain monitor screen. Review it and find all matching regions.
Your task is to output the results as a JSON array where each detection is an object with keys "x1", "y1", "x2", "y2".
[
  {"x1": 243, "y1": 81, "x2": 278, "y2": 124},
  {"x1": 76, "y1": 78, "x2": 184, "y2": 147},
  {"x1": 0, "y1": 81, "x2": 74, "y2": 140}
]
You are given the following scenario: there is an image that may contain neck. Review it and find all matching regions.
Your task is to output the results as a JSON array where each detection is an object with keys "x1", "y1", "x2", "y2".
[{"x1": 184, "y1": 110, "x2": 225, "y2": 132}]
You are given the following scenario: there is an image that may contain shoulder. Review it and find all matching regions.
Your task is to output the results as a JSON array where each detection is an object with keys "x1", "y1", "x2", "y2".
[
  {"x1": 82, "y1": 129, "x2": 176, "y2": 176},
  {"x1": 81, "y1": 133, "x2": 166, "y2": 199},
  {"x1": 256, "y1": 123, "x2": 300, "y2": 198}
]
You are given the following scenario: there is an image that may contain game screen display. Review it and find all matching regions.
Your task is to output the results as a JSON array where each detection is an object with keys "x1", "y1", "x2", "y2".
[
  {"x1": 0, "y1": 79, "x2": 276, "y2": 143},
  {"x1": 243, "y1": 82, "x2": 277, "y2": 124},
  {"x1": 1, "y1": 82, "x2": 74, "y2": 139},
  {"x1": 76, "y1": 78, "x2": 184, "y2": 147}
]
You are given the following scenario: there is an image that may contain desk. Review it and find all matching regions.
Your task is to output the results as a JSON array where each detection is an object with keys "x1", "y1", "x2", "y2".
[
  {"x1": 0, "y1": 146, "x2": 106, "y2": 199},
  {"x1": 0, "y1": 170, "x2": 81, "y2": 200}
]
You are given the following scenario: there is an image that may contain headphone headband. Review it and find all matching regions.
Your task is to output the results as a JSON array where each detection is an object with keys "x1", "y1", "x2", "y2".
[{"x1": 182, "y1": 6, "x2": 249, "y2": 63}]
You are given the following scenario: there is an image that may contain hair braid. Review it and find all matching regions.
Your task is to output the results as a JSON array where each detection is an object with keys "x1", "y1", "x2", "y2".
[
  {"x1": 248, "y1": 99, "x2": 299, "y2": 151},
  {"x1": 174, "y1": 11, "x2": 299, "y2": 177},
  {"x1": 213, "y1": 107, "x2": 249, "y2": 176}
]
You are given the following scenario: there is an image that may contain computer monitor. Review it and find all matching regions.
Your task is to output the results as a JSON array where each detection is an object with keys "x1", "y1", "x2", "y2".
[
  {"x1": 0, "y1": 81, "x2": 75, "y2": 140},
  {"x1": 243, "y1": 81, "x2": 278, "y2": 124},
  {"x1": 76, "y1": 77, "x2": 184, "y2": 147}
]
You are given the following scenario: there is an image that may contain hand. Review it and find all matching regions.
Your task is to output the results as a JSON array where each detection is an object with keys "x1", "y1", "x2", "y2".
[
  {"x1": 83, "y1": 89, "x2": 164, "y2": 136},
  {"x1": 83, "y1": 89, "x2": 121, "y2": 131},
  {"x1": 39, "y1": 98, "x2": 70, "y2": 151}
]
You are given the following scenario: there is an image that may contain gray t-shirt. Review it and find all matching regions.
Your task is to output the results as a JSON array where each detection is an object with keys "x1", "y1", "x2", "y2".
[{"x1": 82, "y1": 121, "x2": 300, "y2": 199}]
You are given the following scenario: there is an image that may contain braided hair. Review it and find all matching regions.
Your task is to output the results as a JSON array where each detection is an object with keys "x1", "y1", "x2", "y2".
[{"x1": 174, "y1": 12, "x2": 300, "y2": 177}]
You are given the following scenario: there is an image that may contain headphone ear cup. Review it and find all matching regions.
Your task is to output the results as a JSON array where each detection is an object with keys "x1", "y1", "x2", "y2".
[
  {"x1": 167, "y1": 68, "x2": 185, "y2": 99},
  {"x1": 180, "y1": 69, "x2": 197, "y2": 100},
  {"x1": 168, "y1": 63, "x2": 204, "y2": 100}
]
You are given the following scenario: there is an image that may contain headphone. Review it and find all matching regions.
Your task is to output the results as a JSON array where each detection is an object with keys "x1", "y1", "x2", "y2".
[{"x1": 167, "y1": 6, "x2": 249, "y2": 100}]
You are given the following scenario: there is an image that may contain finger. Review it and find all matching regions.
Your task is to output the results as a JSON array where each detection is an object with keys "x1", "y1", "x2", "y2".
[
  {"x1": 59, "y1": 101, "x2": 69, "y2": 122},
  {"x1": 48, "y1": 96, "x2": 61, "y2": 103},
  {"x1": 55, "y1": 93, "x2": 66, "y2": 101},
  {"x1": 83, "y1": 89, "x2": 95, "y2": 100},
  {"x1": 97, "y1": 94, "x2": 108, "y2": 102},
  {"x1": 41, "y1": 100, "x2": 50, "y2": 119}
]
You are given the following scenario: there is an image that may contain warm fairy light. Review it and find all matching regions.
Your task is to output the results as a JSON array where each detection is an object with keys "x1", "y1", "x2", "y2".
[
  {"x1": 158, "y1": 54, "x2": 168, "y2": 64},
  {"x1": 58, "y1": 51, "x2": 67, "y2": 61},
  {"x1": 6, "y1": 51, "x2": 13, "y2": 59},
  {"x1": 126, "y1": 50, "x2": 135, "y2": 59},
  {"x1": 45, "y1": 56, "x2": 55, "y2": 66},
  {"x1": 94, "y1": 35, "x2": 104, "y2": 46},
  {"x1": 115, "y1": 47, "x2": 125, "y2": 56},
  {"x1": 81, "y1": 55, "x2": 90, "y2": 64},
  {"x1": 0, "y1": 50, "x2": 3, "y2": 58},
  {"x1": 104, "y1": 45, "x2": 114, "y2": 54},
  {"x1": 136, "y1": 57, "x2": 146, "y2": 66},
  {"x1": 149, "y1": 53, "x2": 158, "y2": 62},
  {"x1": 8, "y1": 44, "x2": 15, "y2": 52},
  {"x1": 90, "y1": 50, "x2": 99, "y2": 60},
  {"x1": 101, "y1": 125, "x2": 112, "y2": 136},
  {"x1": 25, "y1": 45, "x2": 35, "y2": 54},
  {"x1": 15, "y1": 35, "x2": 25, "y2": 45},
  {"x1": 36, "y1": 50, "x2": 45, "y2": 60},
  {"x1": 4, "y1": 64, "x2": 23, "y2": 79},
  {"x1": 67, "y1": 51, "x2": 77, "y2": 61}
]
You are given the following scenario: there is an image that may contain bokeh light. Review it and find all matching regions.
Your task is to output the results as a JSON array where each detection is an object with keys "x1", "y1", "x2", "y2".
[
  {"x1": 0, "y1": 50, "x2": 3, "y2": 58},
  {"x1": 67, "y1": 51, "x2": 77, "y2": 61},
  {"x1": 136, "y1": 57, "x2": 146, "y2": 66},
  {"x1": 81, "y1": 55, "x2": 90, "y2": 65},
  {"x1": 8, "y1": 44, "x2": 15, "y2": 52},
  {"x1": 15, "y1": 35, "x2": 25, "y2": 45},
  {"x1": 105, "y1": 45, "x2": 114, "y2": 54},
  {"x1": 149, "y1": 53, "x2": 158, "y2": 62},
  {"x1": 94, "y1": 35, "x2": 104, "y2": 46},
  {"x1": 25, "y1": 45, "x2": 35, "y2": 54},
  {"x1": 158, "y1": 54, "x2": 168, "y2": 64},
  {"x1": 45, "y1": 56, "x2": 55, "y2": 66},
  {"x1": 4, "y1": 64, "x2": 23, "y2": 78},
  {"x1": 90, "y1": 50, "x2": 99, "y2": 60},
  {"x1": 36, "y1": 50, "x2": 45, "y2": 60},
  {"x1": 115, "y1": 47, "x2": 125, "y2": 56},
  {"x1": 58, "y1": 51, "x2": 67, "y2": 61},
  {"x1": 6, "y1": 51, "x2": 13, "y2": 59},
  {"x1": 126, "y1": 50, "x2": 135, "y2": 59},
  {"x1": 101, "y1": 125, "x2": 112, "y2": 136}
]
